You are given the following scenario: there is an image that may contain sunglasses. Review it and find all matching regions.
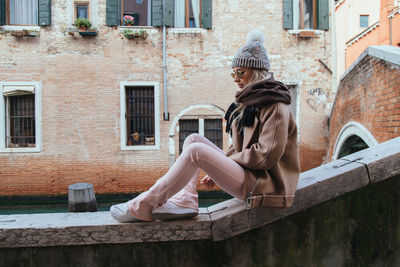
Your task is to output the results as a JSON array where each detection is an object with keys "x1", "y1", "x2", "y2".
[{"x1": 231, "y1": 70, "x2": 245, "y2": 79}]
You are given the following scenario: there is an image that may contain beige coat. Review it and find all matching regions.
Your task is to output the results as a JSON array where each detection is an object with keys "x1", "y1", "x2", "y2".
[{"x1": 226, "y1": 102, "x2": 300, "y2": 208}]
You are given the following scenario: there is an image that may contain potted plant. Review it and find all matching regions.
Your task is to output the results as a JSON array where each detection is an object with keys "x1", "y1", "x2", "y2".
[
  {"x1": 138, "y1": 29, "x2": 148, "y2": 39},
  {"x1": 123, "y1": 15, "x2": 135, "y2": 26},
  {"x1": 74, "y1": 18, "x2": 91, "y2": 31}
]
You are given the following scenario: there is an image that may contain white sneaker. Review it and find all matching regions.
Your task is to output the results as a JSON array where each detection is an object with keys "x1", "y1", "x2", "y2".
[
  {"x1": 110, "y1": 202, "x2": 140, "y2": 223},
  {"x1": 152, "y1": 201, "x2": 198, "y2": 220}
]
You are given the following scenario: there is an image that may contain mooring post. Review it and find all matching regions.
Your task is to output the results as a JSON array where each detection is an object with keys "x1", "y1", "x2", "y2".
[{"x1": 68, "y1": 183, "x2": 97, "y2": 212}]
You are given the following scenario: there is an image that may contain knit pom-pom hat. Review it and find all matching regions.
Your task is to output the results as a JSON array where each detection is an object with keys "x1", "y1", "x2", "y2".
[{"x1": 232, "y1": 30, "x2": 270, "y2": 71}]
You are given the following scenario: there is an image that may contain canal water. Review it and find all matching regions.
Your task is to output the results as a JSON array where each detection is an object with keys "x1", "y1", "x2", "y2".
[{"x1": 0, "y1": 191, "x2": 232, "y2": 215}]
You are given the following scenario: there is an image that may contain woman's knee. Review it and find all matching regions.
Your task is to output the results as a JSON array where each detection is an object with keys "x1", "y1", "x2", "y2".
[
  {"x1": 183, "y1": 133, "x2": 203, "y2": 148},
  {"x1": 184, "y1": 143, "x2": 212, "y2": 165}
]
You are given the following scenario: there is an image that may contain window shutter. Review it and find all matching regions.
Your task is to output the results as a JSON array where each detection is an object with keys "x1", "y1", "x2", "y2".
[
  {"x1": 317, "y1": 0, "x2": 329, "y2": 30},
  {"x1": 38, "y1": 0, "x2": 51, "y2": 26},
  {"x1": 283, "y1": 0, "x2": 293, "y2": 29},
  {"x1": 164, "y1": 0, "x2": 174, "y2": 27},
  {"x1": 106, "y1": 0, "x2": 121, "y2": 26},
  {"x1": 201, "y1": 0, "x2": 212, "y2": 29},
  {"x1": 152, "y1": 0, "x2": 163, "y2": 27},
  {"x1": 0, "y1": 0, "x2": 5, "y2": 25}
]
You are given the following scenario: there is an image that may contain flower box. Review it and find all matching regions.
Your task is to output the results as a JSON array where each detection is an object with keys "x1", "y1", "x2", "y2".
[
  {"x1": 123, "y1": 29, "x2": 148, "y2": 40},
  {"x1": 78, "y1": 31, "x2": 98, "y2": 37},
  {"x1": 10, "y1": 29, "x2": 40, "y2": 37}
]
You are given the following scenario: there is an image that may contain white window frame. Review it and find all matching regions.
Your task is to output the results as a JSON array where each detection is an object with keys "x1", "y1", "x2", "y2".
[
  {"x1": 0, "y1": 82, "x2": 42, "y2": 153},
  {"x1": 120, "y1": 81, "x2": 160, "y2": 151}
]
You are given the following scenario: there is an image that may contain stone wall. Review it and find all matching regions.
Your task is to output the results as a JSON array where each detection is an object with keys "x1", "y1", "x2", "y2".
[{"x1": 0, "y1": 0, "x2": 332, "y2": 196}]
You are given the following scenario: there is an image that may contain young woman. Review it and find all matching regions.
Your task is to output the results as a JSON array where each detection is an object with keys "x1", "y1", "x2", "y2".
[{"x1": 110, "y1": 30, "x2": 300, "y2": 222}]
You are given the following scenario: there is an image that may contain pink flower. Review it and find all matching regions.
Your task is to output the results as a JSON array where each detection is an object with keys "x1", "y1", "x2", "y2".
[{"x1": 124, "y1": 15, "x2": 135, "y2": 25}]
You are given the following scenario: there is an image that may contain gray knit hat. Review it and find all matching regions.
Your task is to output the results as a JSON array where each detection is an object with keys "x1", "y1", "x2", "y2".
[{"x1": 232, "y1": 30, "x2": 270, "y2": 71}]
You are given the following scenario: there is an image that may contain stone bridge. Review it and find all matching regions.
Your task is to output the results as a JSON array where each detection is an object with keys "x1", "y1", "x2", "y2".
[{"x1": 0, "y1": 136, "x2": 399, "y2": 266}]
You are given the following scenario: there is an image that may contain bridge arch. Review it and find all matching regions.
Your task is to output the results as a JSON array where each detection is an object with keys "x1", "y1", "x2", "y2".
[{"x1": 332, "y1": 121, "x2": 378, "y2": 160}]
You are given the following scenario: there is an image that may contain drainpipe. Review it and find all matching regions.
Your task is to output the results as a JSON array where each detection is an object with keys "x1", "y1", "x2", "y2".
[
  {"x1": 162, "y1": 0, "x2": 169, "y2": 121},
  {"x1": 389, "y1": 15, "x2": 393, "y2": 45}
]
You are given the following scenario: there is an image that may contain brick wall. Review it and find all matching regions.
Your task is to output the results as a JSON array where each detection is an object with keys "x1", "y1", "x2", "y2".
[
  {"x1": 0, "y1": 0, "x2": 332, "y2": 196},
  {"x1": 328, "y1": 53, "x2": 400, "y2": 160}
]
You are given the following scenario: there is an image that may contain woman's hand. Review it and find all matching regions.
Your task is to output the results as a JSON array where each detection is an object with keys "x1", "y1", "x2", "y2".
[{"x1": 200, "y1": 175, "x2": 215, "y2": 188}]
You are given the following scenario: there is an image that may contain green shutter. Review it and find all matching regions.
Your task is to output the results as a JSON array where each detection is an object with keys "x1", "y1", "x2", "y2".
[
  {"x1": 38, "y1": 0, "x2": 51, "y2": 26},
  {"x1": 201, "y1": 0, "x2": 212, "y2": 29},
  {"x1": 318, "y1": 0, "x2": 329, "y2": 30},
  {"x1": 164, "y1": 0, "x2": 174, "y2": 27},
  {"x1": 283, "y1": 0, "x2": 293, "y2": 29},
  {"x1": 0, "y1": 0, "x2": 5, "y2": 25},
  {"x1": 152, "y1": 0, "x2": 163, "y2": 27},
  {"x1": 106, "y1": 0, "x2": 121, "y2": 26}
]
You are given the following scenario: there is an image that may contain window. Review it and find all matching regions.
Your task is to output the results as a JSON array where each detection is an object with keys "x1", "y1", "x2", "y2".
[
  {"x1": 299, "y1": 0, "x2": 315, "y2": 29},
  {"x1": 120, "y1": 82, "x2": 160, "y2": 150},
  {"x1": 122, "y1": 0, "x2": 149, "y2": 26},
  {"x1": 106, "y1": 0, "x2": 212, "y2": 28},
  {"x1": 179, "y1": 119, "x2": 198, "y2": 154},
  {"x1": 288, "y1": 85, "x2": 298, "y2": 119},
  {"x1": 7, "y1": 0, "x2": 38, "y2": 25},
  {"x1": 126, "y1": 86, "x2": 154, "y2": 146},
  {"x1": 0, "y1": 82, "x2": 41, "y2": 152},
  {"x1": 0, "y1": 0, "x2": 51, "y2": 26},
  {"x1": 174, "y1": 0, "x2": 201, "y2": 28},
  {"x1": 6, "y1": 95, "x2": 35, "y2": 148},
  {"x1": 178, "y1": 118, "x2": 222, "y2": 154},
  {"x1": 75, "y1": 2, "x2": 89, "y2": 20},
  {"x1": 283, "y1": 0, "x2": 329, "y2": 30},
  {"x1": 360, "y1": 15, "x2": 369, "y2": 28},
  {"x1": 287, "y1": 84, "x2": 300, "y2": 142}
]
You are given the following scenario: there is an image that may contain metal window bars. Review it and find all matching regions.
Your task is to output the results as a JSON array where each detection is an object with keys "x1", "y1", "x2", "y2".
[
  {"x1": 6, "y1": 95, "x2": 36, "y2": 148},
  {"x1": 125, "y1": 86, "x2": 155, "y2": 146},
  {"x1": 179, "y1": 119, "x2": 199, "y2": 154},
  {"x1": 204, "y1": 119, "x2": 222, "y2": 149},
  {"x1": 178, "y1": 119, "x2": 222, "y2": 154}
]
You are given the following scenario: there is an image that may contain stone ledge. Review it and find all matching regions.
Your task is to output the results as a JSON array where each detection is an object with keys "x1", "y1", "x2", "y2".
[
  {"x1": 341, "y1": 136, "x2": 400, "y2": 183},
  {"x1": 0, "y1": 137, "x2": 399, "y2": 248},
  {"x1": 0, "y1": 210, "x2": 212, "y2": 248},
  {"x1": 210, "y1": 158, "x2": 369, "y2": 241}
]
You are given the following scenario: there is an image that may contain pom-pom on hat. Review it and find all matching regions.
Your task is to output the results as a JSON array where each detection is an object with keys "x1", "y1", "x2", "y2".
[{"x1": 232, "y1": 30, "x2": 270, "y2": 71}]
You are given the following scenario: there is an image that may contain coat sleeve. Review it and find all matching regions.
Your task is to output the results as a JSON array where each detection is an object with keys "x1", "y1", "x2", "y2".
[{"x1": 228, "y1": 103, "x2": 290, "y2": 170}]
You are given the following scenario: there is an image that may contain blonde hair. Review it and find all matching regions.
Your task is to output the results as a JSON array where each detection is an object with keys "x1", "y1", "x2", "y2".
[{"x1": 230, "y1": 69, "x2": 271, "y2": 131}]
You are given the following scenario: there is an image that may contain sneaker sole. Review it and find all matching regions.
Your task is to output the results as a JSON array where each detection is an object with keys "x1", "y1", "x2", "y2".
[{"x1": 152, "y1": 212, "x2": 198, "y2": 221}]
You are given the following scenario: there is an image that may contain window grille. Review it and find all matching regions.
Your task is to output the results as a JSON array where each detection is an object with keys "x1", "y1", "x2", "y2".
[
  {"x1": 6, "y1": 95, "x2": 35, "y2": 148},
  {"x1": 178, "y1": 118, "x2": 222, "y2": 154},
  {"x1": 204, "y1": 119, "x2": 222, "y2": 149},
  {"x1": 125, "y1": 86, "x2": 155, "y2": 146},
  {"x1": 179, "y1": 119, "x2": 198, "y2": 154}
]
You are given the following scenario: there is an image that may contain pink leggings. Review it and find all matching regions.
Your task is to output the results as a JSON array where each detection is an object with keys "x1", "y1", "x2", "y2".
[{"x1": 128, "y1": 133, "x2": 245, "y2": 221}]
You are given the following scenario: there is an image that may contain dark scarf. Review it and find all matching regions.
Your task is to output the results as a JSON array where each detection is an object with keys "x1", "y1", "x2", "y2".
[{"x1": 225, "y1": 78, "x2": 291, "y2": 135}]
